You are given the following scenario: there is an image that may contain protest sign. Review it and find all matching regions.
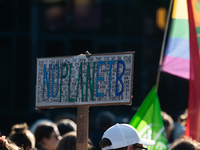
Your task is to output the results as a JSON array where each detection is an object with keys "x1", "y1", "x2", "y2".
[
  {"x1": 36, "y1": 52, "x2": 134, "y2": 108},
  {"x1": 35, "y1": 52, "x2": 134, "y2": 150}
]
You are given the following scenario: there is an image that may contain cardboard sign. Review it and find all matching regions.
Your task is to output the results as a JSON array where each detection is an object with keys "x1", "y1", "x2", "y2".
[{"x1": 36, "y1": 52, "x2": 134, "y2": 108}]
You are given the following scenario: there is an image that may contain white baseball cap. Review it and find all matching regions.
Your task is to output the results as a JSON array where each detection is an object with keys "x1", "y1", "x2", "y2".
[{"x1": 101, "y1": 123, "x2": 155, "y2": 150}]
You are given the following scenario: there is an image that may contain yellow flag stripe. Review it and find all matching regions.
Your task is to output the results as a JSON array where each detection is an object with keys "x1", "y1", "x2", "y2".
[{"x1": 172, "y1": 0, "x2": 188, "y2": 19}]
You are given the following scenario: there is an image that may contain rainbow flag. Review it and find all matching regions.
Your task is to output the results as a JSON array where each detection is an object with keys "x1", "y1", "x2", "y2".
[
  {"x1": 162, "y1": 0, "x2": 190, "y2": 79},
  {"x1": 161, "y1": 0, "x2": 200, "y2": 141}
]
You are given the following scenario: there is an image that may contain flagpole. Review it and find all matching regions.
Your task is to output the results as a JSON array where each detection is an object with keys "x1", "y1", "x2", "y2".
[{"x1": 156, "y1": 0, "x2": 174, "y2": 92}]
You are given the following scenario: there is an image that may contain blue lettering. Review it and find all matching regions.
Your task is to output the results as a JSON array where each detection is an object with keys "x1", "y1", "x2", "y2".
[
  {"x1": 116, "y1": 60, "x2": 125, "y2": 96},
  {"x1": 51, "y1": 64, "x2": 59, "y2": 98},
  {"x1": 43, "y1": 64, "x2": 51, "y2": 98}
]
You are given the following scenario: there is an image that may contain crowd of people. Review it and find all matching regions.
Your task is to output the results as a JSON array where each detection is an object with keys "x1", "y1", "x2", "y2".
[{"x1": 0, "y1": 108, "x2": 199, "y2": 150}]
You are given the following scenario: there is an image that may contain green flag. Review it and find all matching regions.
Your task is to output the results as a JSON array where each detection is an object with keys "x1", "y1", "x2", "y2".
[{"x1": 129, "y1": 86, "x2": 168, "y2": 150}]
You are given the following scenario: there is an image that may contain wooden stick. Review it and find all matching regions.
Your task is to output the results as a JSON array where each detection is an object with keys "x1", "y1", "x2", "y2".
[{"x1": 76, "y1": 106, "x2": 89, "y2": 150}]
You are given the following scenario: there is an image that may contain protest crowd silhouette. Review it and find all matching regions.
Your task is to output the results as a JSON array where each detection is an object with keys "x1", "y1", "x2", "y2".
[{"x1": 0, "y1": 107, "x2": 198, "y2": 150}]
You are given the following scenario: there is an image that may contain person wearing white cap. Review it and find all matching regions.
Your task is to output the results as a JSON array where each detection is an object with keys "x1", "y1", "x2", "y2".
[{"x1": 99, "y1": 123, "x2": 155, "y2": 150}]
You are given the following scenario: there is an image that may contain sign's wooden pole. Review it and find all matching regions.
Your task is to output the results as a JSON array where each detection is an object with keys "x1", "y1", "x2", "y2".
[{"x1": 76, "y1": 106, "x2": 89, "y2": 150}]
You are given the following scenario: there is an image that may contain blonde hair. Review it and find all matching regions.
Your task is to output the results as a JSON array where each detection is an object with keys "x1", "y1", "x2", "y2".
[
  {"x1": 161, "y1": 111, "x2": 174, "y2": 140},
  {"x1": 0, "y1": 136, "x2": 20, "y2": 150}
]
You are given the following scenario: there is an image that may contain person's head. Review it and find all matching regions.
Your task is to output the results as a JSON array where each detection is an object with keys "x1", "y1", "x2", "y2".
[
  {"x1": 0, "y1": 136, "x2": 20, "y2": 150},
  {"x1": 169, "y1": 137, "x2": 200, "y2": 150},
  {"x1": 34, "y1": 122, "x2": 61, "y2": 150},
  {"x1": 55, "y1": 119, "x2": 77, "y2": 136},
  {"x1": 177, "y1": 109, "x2": 187, "y2": 127},
  {"x1": 161, "y1": 111, "x2": 174, "y2": 141},
  {"x1": 99, "y1": 124, "x2": 155, "y2": 150},
  {"x1": 54, "y1": 113, "x2": 77, "y2": 124},
  {"x1": 56, "y1": 131, "x2": 93, "y2": 150},
  {"x1": 8, "y1": 123, "x2": 35, "y2": 150},
  {"x1": 29, "y1": 119, "x2": 53, "y2": 134},
  {"x1": 95, "y1": 111, "x2": 115, "y2": 131}
]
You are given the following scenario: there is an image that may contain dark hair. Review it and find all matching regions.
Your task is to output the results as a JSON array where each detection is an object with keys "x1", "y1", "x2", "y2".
[
  {"x1": 57, "y1": 132, "x2": 76, "y2": 150},
  {"x1": 34, "y1": 122, "x2": 58, "y2": 148},
  {"x1": 96, "y1": 111, "x2": 115, "y2": 131},
  {"x1": 57, "y1": 131, "x2": 93, "y2": 150},
  {"x1": 8, "y1": 123, "x2": 35, "y2": 150},
  {"x1": 55, "y1": 119, "x2": 77, "y2": 136},
  {"x1": 99, "y1": 138, "x2": 126, "y2": 150},
  {"x1": 169, "y1": 138, "x2": 200, "y2": 150},
  {"x1": 99, "y1": 138, "x2": 111, "y2": 149}
]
